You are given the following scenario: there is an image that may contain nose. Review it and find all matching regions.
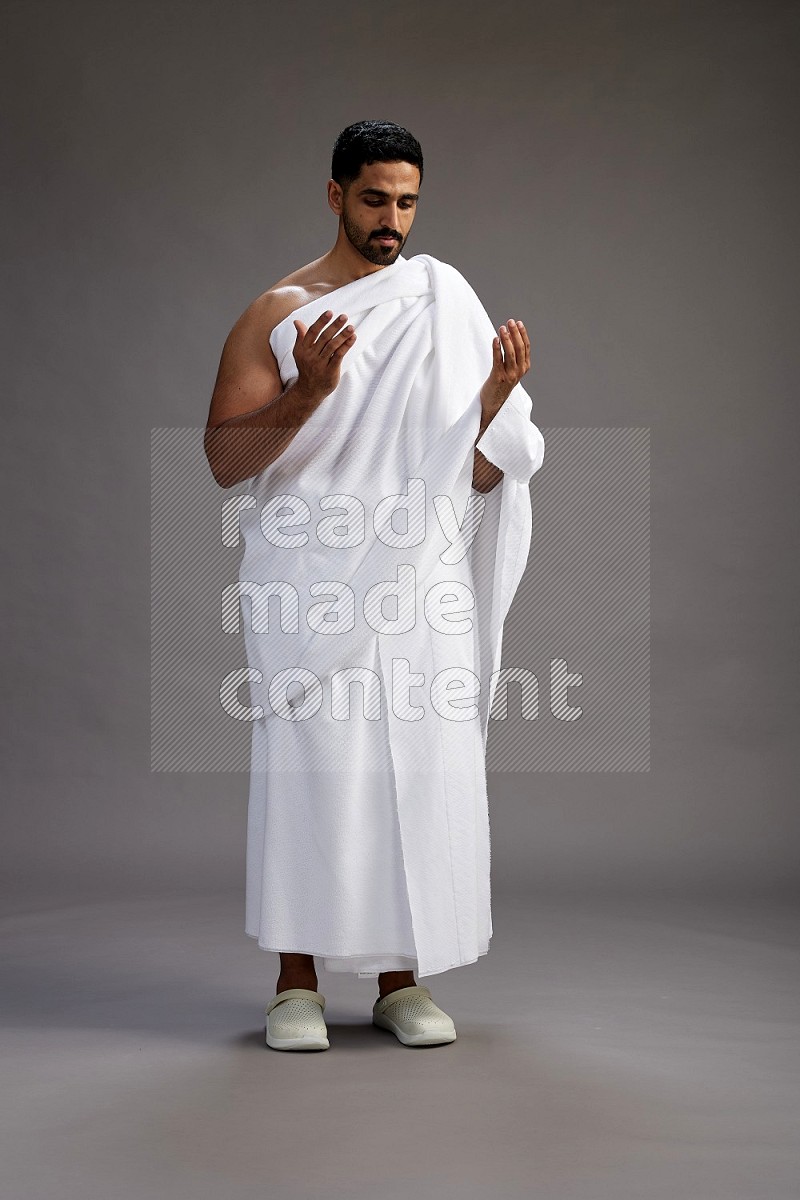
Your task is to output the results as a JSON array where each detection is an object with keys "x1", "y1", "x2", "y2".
[{"x1": 380, "y1": 203, "x2": 402, "y2": 233}]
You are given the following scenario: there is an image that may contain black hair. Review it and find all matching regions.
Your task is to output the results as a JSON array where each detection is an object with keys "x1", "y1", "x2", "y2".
[{"x1": 331, "y1": 120, "x2": 423, "y2": 190}]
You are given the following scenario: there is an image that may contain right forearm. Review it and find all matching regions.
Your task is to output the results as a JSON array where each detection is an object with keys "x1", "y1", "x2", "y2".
[{"x1": 204, "y1": 379, "x2": 324, "y2": 488}]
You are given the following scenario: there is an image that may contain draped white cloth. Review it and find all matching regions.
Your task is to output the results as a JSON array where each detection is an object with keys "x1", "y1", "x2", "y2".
[{"x1": 238, "y1": 252, "x2": 545, "y2": 978}]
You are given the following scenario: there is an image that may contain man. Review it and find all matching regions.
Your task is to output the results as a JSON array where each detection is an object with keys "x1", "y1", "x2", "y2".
[{"x1": 205, "y1": 120, "x2": 544, "y2": 1050}]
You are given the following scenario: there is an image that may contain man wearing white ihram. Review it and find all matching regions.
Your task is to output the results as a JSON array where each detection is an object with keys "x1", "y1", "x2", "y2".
[{"x1": 204, "y1": 120, "x2": 545, "y2": 1050}]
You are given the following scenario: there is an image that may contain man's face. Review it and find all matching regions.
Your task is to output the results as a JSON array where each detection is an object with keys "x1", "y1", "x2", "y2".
[{"x1": 337, "y1": 160, "x2": 420, "y2": 265}]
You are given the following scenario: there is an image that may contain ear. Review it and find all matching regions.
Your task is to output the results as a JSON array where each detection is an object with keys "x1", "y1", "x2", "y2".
[{"x1": 326, "y1": 178, "x2": 343, "y2": 216}]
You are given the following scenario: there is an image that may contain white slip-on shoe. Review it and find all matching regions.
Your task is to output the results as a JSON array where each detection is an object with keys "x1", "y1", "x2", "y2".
[
  {"x1": 265, "y1": 988, "x2": 330, "y2": 1051},
  {"x1": 372, "y1": 984, "x2": 457, "y2": 1047}
]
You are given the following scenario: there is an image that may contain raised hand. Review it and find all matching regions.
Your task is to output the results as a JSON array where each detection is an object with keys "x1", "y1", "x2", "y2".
[
  {"x1": 481, "y1": 318, "x2": 531, "y2": 416},
  {"x1": 292, "y1": 310, "x2": 357, "y2": 403}
]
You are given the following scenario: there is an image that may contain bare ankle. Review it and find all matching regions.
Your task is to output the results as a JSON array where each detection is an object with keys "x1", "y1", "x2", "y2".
[
  {"x1": 277, "y1": 953, "x2": 317, "y2": 993},
  {"x1": 378, "y1": 970, "x2": 417, "y2": 998},
  {"x1": 276, "y1": 976, "x2": 318, "y2": 994}
]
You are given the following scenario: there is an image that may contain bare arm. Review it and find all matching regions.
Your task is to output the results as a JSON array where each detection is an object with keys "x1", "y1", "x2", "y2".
[
  {"x1": 472, "y1": 394, "x2": 506, "y2": 494},
  {"x1": 204, "y1": 378, "x2": 324, "y2": 490},
  {"x1": 204, "y1": 300, "x2": 355, "y2": 489},
  {"x1": 472, "y1": 318, "x2": 531, "y2": 494}
]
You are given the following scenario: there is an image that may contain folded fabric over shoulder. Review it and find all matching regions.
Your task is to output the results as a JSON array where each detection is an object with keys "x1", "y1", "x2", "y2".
[{"x1": 238, "y1": 252, "x2": 545, "y2": 978}]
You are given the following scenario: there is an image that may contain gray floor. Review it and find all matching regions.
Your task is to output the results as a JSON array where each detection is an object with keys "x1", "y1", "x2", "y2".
[{"x1": 2, "y1": 888, "x2": 798, "y2": 1199}]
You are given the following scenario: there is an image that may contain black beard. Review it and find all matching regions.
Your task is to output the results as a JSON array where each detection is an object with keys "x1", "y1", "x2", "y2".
[{"x1": 342, "y1": 212, "x2": 404, "y2": 265}]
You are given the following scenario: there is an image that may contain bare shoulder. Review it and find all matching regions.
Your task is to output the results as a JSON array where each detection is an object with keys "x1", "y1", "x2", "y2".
[
  {"x1": 242, "y1": 255, "x2": 340, "y2": 340},
  {"x1": 231, "y1": 282, "x2": 309, "y2": 349},
  {"x1": 213, "y1": 253, "x2": 340, "y2": 383},
  {"x1": 207, "y1": 258, "x2": 335, "y2": 430}
]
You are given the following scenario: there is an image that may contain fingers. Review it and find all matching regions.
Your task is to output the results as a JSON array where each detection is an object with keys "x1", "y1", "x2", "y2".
[
  {"x1": 294, "y1": 310, "x2": 348, "y2": 347},
  {"x1": 499, "y1": 324, "x2": 517, "y2": 373},
  {"x1": 500, "y1": 319, "x2": 530, "y2": 377},
  {"x1": 308, "y1": 309, "x2": 335, "y2": 335},
  {"x1": 321, "y1": 323, "x2": 355, "y2": 361},
  {"x1": 313, "y1": 313, "x2": 354, "y2": 355},
  {"x1": 315, "y1": 313, "x2": 347, "y2": 348},
  {"x1": 330, "y1": 331, "x2": 356, "y2": 359},
  {"x1": 514, "y1": 320, "x2": 531, "y2": 370}
]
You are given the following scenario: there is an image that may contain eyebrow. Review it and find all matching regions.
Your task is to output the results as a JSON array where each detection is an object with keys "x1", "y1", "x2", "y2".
[{"x1": 358, "y1": 187, "x2": 419, "y2": 201}]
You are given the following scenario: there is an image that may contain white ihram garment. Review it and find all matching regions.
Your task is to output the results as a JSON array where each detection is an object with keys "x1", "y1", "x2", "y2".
[{"x1": 238, "y1": 252, "x2": 545, "y2": 978}]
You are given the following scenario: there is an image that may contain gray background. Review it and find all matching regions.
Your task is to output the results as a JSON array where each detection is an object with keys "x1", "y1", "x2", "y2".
[
  {"x1": 3, "y1": 3, "x2": 798, "y2": 1198},
  {"x1": 4, "y1": 0, "x2": 796, "y2": 900}
]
